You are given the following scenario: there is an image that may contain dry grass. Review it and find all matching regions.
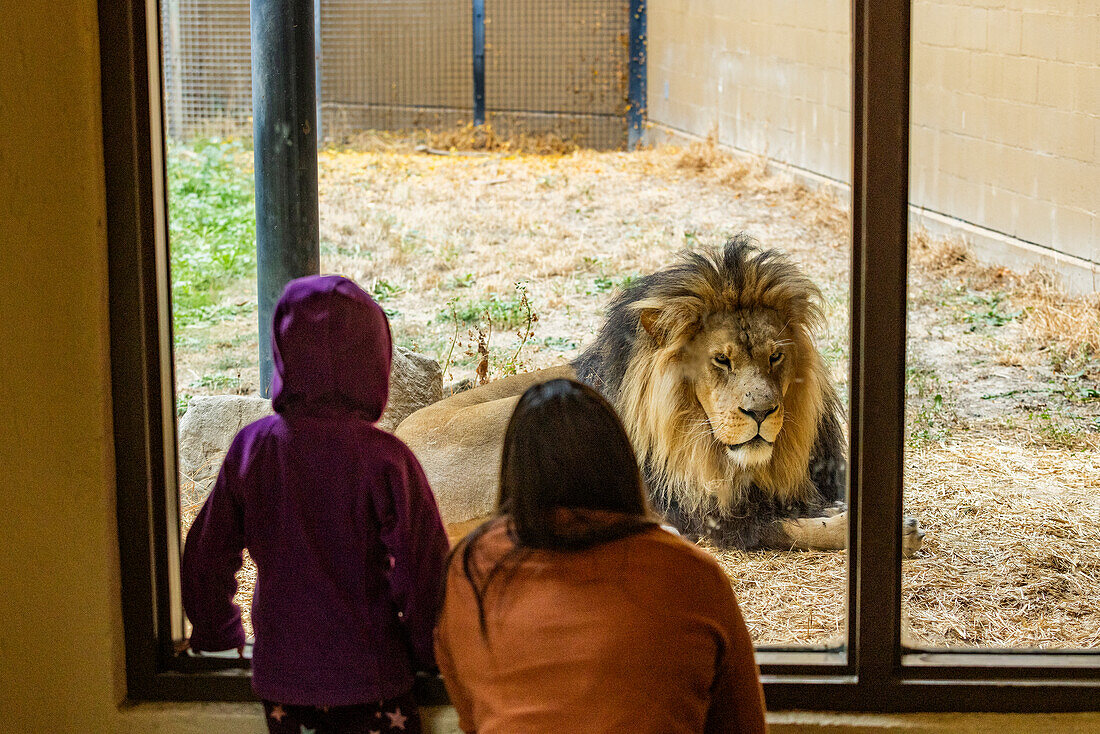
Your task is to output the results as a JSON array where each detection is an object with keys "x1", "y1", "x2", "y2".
[
  {"x1": 335, "y1": 123, "x2": 581, "y2": 156},
  {"x1": 904, "y1": 437, "x2": 1100, "y2": 648},
  {"x1": 707, "y1": 435, "x2": 1100, "y2": 649},
  {"x1": 910, "y1": 227, "x2": 1100, "y2": 364},
  {"x1": 175, "y1": 131, "x2": 1099, "y2": 650},
  {"x1": 1016, "y1": 277, "x2": 1100, "y2": 359},
  {"x1": 708, "y1": 546, "x2": 846, "y2": 647}
]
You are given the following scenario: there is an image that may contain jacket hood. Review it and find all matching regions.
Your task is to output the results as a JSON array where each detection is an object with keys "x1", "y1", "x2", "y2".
[{"x1": 271, "y1": 275, "x2": 391, "y2": 419}]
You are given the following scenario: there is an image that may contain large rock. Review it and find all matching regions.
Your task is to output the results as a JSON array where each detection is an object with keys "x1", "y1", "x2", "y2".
[
  {"x1": 177, "y1": 395, "x2": 273, "y2": 491},
  {"x1": 383, "y1": 348, "x2": 443, "y2": 433},
  {"x1": 178, "y1": 347, "x2": 442, "y2": 499}
]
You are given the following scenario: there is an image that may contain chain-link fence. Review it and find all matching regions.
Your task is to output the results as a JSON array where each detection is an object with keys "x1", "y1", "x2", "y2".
[
  {"x1": 484, "y1": 0, "x2": 628, "y2": 148},
  {"x1": 161, "y1": 0, "x2": 253, "y2": 138},
  {"x1": 160, "y1": 0, "x2": 630, "y2": 148}
]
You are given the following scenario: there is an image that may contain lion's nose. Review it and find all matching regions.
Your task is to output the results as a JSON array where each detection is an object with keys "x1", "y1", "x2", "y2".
[{"x1": 740, "y1": 405, "x2": 778, "y2": 424}]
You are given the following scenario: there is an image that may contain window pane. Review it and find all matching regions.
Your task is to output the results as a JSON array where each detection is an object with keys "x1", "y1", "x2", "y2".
[
  {"x1": 165, "y1": 0, "x2": 853, "y2": 651},
  {"x1": 904, "y1": 0, "x2": 1099, "y2": 649},
  {"x1": 645, "y1": 0, "x2": 852, "y2": 648}
]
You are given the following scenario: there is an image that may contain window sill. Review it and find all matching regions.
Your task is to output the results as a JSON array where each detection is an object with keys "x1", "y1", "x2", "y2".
[
  {"x1": 114, "y1": 703, "x2": 1100, "y2": 734},
  {"x1": 115, "y1": 701, "x2": 460, "y2": 734}
]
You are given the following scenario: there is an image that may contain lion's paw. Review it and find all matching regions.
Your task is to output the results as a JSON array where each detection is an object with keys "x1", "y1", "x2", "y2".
[{"x1": 903, "y1": 515, "x2": 925, "y2": 558}]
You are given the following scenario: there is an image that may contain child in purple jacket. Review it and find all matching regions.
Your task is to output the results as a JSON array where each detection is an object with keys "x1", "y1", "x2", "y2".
[{"x1": 182, "y1": 275, "x2": 450, "y2": 734}]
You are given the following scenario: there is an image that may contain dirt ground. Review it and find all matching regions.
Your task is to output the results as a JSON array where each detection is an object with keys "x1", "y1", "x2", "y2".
[{"x1": 176, "y1": 138, "x2": 1100, "y2": 649}]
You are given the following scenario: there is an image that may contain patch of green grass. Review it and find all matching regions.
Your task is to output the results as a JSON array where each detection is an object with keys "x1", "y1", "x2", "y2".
[
  {"x1": 979, "y1": 377, "x2": 1099, "y2": 404},
  {"x1": 213, "y1": 355, "x2": 249, "y2": 371},
  {"x1": 370, "y1": 279, "x2": 405, "y2": 300},
  {"x1": 539, "y1": 336, "x2": 579, "y2": 351},
  {"x1": 588, "y1": 273, "x2": 640, "y2": 295},
  {"x1": 168, "y1": 138, "x2": 256, "y2": 330},
  {"x1": 1026, "y1": 409, "x2": 1086, "y2": 449},
  {"x1": 445, "y1": 273, "x2": 476, "y2": 289},
  {"x1": 174, "y1": 334, "x2": 209, "y2": 351},
  {"x1": 189, "y1": 373, "x2": 242, "y2": 391},
  {"x1": 905, "y1": 363, "x2": 955, "y2": 446},
  {"x1": 1063, "y1": 383, "x2": 1100, "y2": 402},
  {"x1": 580, "y1": 255, "x2": 605, "y2": 271},
  {"x1": 394, "y1": 333, "x2": 448, "y2": 360},
  {"x1": 440, "y1": 293, "x2": 531, "y2": 329},
  {"x1": 176, "y1": 301, "x2": 256, "y2": 328},
  {"x1": 960, "y1": 292, "x2": 1019, "y2": 331},
  {"x1": 369, "y1": 278, "x2": 404, "y2": 319}
]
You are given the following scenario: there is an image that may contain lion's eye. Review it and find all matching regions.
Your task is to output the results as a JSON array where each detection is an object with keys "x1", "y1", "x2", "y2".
[
  {"x1": 713, "y1": 354, "x2": 731, "y2": 369},
  {"x1": 770, "y1": 351, "x2": 784, "y2": 366}
]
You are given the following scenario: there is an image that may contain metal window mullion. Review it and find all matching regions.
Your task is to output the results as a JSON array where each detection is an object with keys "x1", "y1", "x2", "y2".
[
  {"x1": 851, "y1": 0, "x2": 911, "y2": 686},
  {"x1": 101, "y1": 0, "x2": 177, "y2": 697}
]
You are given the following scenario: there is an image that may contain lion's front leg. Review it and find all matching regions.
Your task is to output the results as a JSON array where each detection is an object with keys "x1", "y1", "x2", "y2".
[
  {"x1": 781, "y1": 512, "x2": 848, "y2": 551},
  {"x1": 780, "y1": 511, "x2": 925, "y2": 557}
]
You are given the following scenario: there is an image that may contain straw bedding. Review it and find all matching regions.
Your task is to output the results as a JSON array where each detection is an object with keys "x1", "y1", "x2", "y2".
[{"x1": 177, "y1": 132, "x2": 1099, "y2": 649}]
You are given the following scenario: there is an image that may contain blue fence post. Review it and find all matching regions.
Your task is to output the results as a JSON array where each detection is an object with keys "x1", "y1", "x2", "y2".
[
  {"x1": 472, "y1": 0, "x2": 486, "y2": 126},
  {"x1": 627, "y1": 0, "x2": 647, "y2": 148},
  {"x1": 251, "y1": 0, "x2": 321, "y2": 397}
]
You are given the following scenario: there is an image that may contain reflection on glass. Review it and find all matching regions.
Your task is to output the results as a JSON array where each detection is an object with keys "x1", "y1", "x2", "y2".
[{"x1": 905, "y1": 1, "x2": 1099, "y2": 649}]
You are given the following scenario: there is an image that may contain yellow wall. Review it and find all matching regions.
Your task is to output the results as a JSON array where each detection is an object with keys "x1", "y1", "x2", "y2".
[
  {"x1": 647, "y1": 0, "x2": 1098, "y2": 291},
  {"x1": 2, "y1": 0, "x2": 1100, "y2": 730},
  {"x1": 0, "y1": 0, "x2": 124, "y2": 729}
]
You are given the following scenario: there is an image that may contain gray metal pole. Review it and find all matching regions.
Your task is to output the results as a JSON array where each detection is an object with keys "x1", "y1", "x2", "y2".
[{"x1": 251, "y1": 0, "x2": 320, "y2": 397}]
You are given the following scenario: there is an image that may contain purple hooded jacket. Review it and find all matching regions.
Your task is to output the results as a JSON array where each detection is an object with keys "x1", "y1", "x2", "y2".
[{"x1": 181, "y1": 275, "x2": 450, "y2": 706}]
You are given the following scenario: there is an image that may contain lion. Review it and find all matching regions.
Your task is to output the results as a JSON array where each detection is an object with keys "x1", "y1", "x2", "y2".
[{"x1": 396, "y1": 236, "x2": 924, "y2": 555}]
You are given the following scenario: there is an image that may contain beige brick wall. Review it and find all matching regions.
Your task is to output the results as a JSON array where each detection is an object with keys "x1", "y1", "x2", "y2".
[
  {"x1": 648, "y1": 0, "x2": 850, "y2": 182},
  {"x1": 647, "y1": 0, "x2": 1098, "y2": 282}
]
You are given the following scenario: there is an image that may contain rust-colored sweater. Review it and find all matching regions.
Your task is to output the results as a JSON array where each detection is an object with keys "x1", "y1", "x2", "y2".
[{"x1": 434, "y1": 521, "x2": 767, "y2": 734}]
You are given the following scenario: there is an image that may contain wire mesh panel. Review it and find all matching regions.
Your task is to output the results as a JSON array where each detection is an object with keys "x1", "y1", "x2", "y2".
[
  {"x1": 161, "y1": 0, "x2": 253, "y2": 138},
  {"x1": 484, "y1": 0, "x2": 629, "y2": 148},
  {"x1": 161, "y1": 0, "x2": 631, "y2": 147},
  {"x1": 321, "y1": 0, "x2": 472, "y2": 139}
]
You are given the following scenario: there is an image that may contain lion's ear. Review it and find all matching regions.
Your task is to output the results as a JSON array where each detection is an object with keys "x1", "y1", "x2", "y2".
[
  {"x1": 639, "y1": 308, "x2": 662, "y2": 341},
  {"x1": 639, "y1": 306, "x2": 701, "y2": 346}
]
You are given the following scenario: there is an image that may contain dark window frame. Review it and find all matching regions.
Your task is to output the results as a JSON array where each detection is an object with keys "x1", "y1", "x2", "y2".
[{"x1": 105, "y1": 0, "x2": 1100, "y2": 711}]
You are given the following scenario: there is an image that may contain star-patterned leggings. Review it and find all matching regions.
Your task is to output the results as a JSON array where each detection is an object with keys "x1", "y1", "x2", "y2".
[{"x1": 262, "y1": 693, "x2": 422, "y2": 734}]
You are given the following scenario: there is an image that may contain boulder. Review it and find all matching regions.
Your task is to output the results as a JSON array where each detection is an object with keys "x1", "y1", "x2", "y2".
[
  {"x1": 177, "y1": 395, "x2": 272, "y2": 491},
  {"x1": 381, "y1": 348, "x2": 443, "y2": 433},
  {"x1": 177, "y1": 347, "x2": 442, "y2": 501}
]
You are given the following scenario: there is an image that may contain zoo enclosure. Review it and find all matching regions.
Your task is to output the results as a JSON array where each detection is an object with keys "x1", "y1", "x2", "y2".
[{"x1": 160, "y1": 0, "x2": 639, "y2": 148}]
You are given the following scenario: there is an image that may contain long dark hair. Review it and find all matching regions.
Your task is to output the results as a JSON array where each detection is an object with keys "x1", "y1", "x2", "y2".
[{"x1": 451, "y1": 378, "x2": 657, "y2": 635}]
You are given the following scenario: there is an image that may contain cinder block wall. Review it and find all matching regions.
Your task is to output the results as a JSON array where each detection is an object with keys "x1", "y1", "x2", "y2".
[
  {"x1": 647, "y1": 0, "x2": 850, "y2": 182},
  {"x1": 647, "y1": 0, "x2": 1098, "y2": 288}
]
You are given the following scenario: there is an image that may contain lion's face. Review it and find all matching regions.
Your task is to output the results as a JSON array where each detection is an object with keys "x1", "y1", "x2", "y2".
[{"x1": 683, "y1": 308, "x2": 796, "y2": 470}]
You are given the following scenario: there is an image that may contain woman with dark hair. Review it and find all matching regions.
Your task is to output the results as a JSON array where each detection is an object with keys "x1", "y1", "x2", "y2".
[{"x1": 434, "y1": 379, "x2": 766, "y2": 733}]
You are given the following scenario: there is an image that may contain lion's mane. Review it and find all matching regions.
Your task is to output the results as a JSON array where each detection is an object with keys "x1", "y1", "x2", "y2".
[{"x1": 572, "y1": 235, "x2": 846, "y2": 549}]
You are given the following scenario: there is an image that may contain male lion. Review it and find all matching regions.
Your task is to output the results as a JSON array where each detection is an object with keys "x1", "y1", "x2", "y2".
[{"x1": 396, "y1": 236, "x2": 924, "y2": 555}]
